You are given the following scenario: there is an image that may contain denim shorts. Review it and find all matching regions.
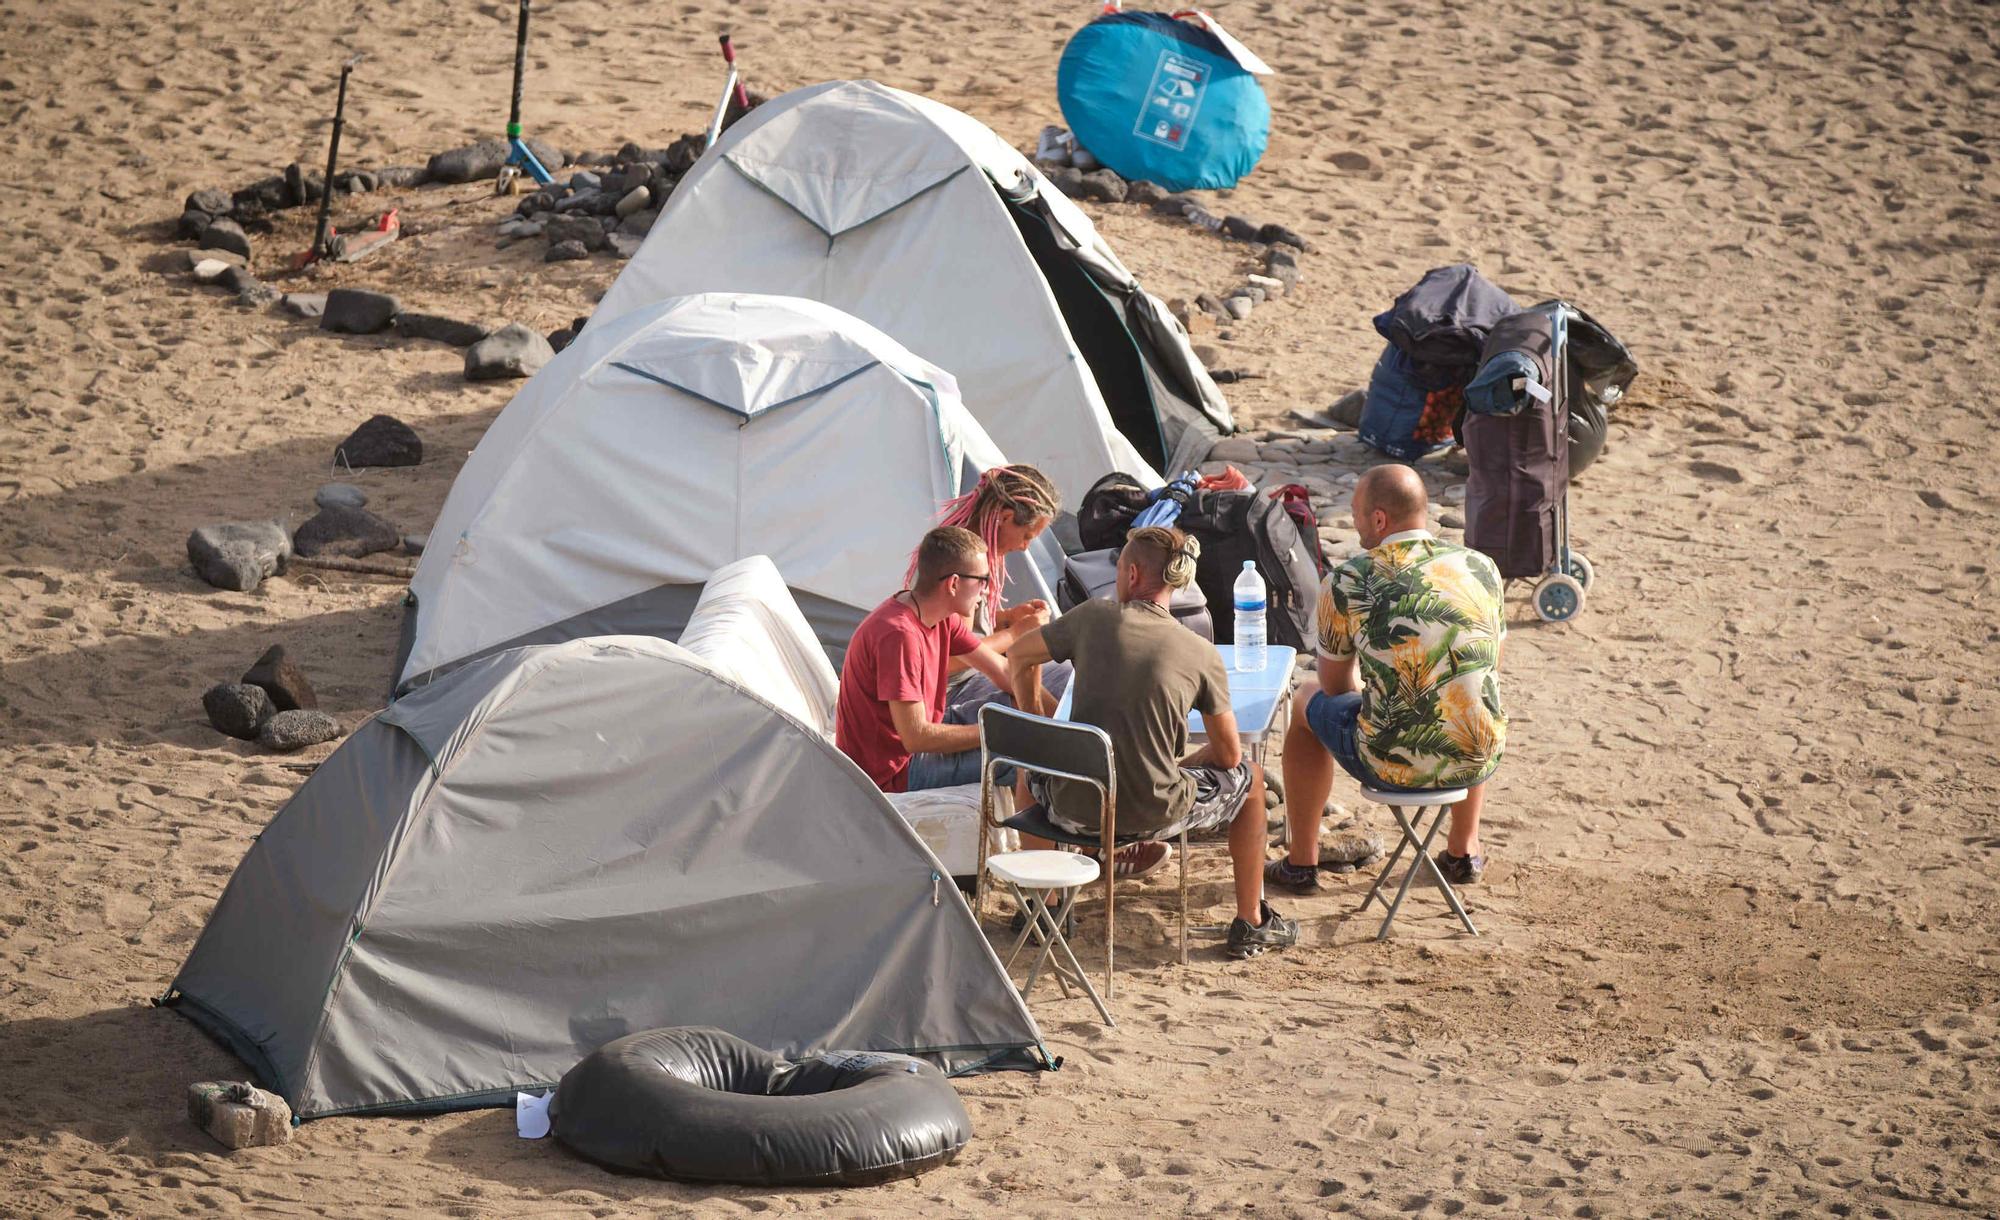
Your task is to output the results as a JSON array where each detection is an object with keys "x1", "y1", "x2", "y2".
[{"x1": 1304, "y1": 691, "x2": 1429, "y2": 793}]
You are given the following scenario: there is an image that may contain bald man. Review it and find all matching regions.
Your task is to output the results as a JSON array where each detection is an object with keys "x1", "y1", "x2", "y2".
[{"x1": 1268, "y1": 464, "x2": 1508, "y2": 891}]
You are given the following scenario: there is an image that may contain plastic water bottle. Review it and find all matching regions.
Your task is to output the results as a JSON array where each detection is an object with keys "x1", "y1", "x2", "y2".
[{"x1": 1232, "y1": 560, "x2": 1267, "y2": 672}]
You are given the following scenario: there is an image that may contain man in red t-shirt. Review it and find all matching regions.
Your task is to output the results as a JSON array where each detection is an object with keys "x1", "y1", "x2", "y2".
[{"x1": 836, "y1": 527, "x2": 1017, "y2": 793}]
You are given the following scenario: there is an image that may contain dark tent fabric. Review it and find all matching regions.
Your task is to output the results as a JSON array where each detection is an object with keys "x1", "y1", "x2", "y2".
[
  {"x1": 167, "y1": 636, "x2": 1048, "y2": 1120},
  {"x1": 1007, "y1": 194, "x2": 1226, "y2": 475}
]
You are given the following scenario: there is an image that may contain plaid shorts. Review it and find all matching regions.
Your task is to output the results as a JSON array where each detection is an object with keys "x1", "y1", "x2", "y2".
[{"x1": 1034, "y1": 761, "x2": 1254, "y2": 839}]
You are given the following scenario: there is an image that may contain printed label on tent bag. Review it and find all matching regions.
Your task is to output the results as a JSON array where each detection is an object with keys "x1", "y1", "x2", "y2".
[{"x1": 1133, "y1": 50, "x2": 1211, "y2": 150}]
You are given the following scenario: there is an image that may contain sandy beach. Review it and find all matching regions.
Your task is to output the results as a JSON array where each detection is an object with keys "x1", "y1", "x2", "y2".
[{"x1": 2, "y1": 0, "x2": 1996, "y2": 1215}]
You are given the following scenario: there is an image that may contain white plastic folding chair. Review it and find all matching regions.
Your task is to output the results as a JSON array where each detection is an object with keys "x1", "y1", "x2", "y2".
[{"x1": 1356, "y1": 786, "x2": 1478, "y2": 940}]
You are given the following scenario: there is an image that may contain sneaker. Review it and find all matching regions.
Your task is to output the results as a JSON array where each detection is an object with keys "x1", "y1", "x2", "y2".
[
  {"x1": 1434, "y1": 851, "x2": 1485, "y2": 886},
  {"x1": 1225, "y1": 900, "x2": 1299, "y2": 959},
  {"x1": 1262, "y1": 856, "x2": 1321, "y2": 894}
]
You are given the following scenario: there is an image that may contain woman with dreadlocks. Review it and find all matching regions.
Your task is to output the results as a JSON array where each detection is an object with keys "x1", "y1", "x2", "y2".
[{"x1": 918, "y1": 463, "x2": 1063, "y2": 651}]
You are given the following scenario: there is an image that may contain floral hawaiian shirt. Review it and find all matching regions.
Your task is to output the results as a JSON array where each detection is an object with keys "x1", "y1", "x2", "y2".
[{"x1": 1317, "y1": 529, "x2": 1507, "y2": 788}]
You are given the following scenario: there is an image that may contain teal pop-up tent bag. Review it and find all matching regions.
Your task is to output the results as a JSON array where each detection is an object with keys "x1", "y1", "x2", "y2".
[{"x1": 1057, "y1": 7, "x2": 1272, "y2": 192}]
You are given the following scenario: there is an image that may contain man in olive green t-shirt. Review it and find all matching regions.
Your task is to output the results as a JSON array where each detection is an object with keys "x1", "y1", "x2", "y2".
[{"x1": 1007, "y1": 527, "x2": 1298, "y2": 960}]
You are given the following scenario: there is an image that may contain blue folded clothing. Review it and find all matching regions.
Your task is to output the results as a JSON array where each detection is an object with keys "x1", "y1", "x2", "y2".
[{"x1": 1463, "y1": 351, "x2": 1543, "y2": 418}]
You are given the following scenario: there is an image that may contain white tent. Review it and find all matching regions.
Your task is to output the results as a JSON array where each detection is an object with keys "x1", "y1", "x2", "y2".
[
  {"x1": 590, "y1": 79, "x2": 1234, "y2": 503},
  {"x1": 396, "y1": 292, "x2": 1035, "y2": 691},
  {"x1": 169, "y1": 634, "x2": 1046, "y2": 1120},
  {"x1": 680, "y1": 555, "x2": 1013, "y2": 876}
]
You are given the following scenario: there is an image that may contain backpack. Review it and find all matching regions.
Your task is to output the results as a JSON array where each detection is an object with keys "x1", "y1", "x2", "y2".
[
  {"x1": 1176, "y1": 488, "x2": 1320, "y2": 651},
  {"x1": 1076, "y1": 471, "x2": 1154, "y2": 552},
  {"x1": 1268, "y1": 484, "x2": 1329, "y2": 577}
]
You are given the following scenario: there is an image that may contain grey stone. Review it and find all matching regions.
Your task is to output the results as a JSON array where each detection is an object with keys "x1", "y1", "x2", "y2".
[
  {"x1": 1220, "y1": 214, "x2": 1261, "y2": 241},
  {"x1": 1439, "y1": 510, "x2": 1465, "y2": 530},
  {"x1": 394, "y1": 312, "x2": 487, "y2": 347},
  {"x1": 259, "y1": 709, "x2": 341, "y2": 753},
  {"x1": 293, "y1": 504, "x2": 401, "y2": 559},
  {"x1": 553, "y1": 189, "x2": 606, "y2": 214},
  {"x1": 608, "y1": 233, "x2": 642, "y2": 259},
  {"x1": 614, "y1": 185, "x2": 651, "y2": 217},
  {"x1": 543, "y1": 214, "x2": 606, "y2": 251},
  {"x1": 567, "y1": 170, "x2": 602, "y2": 192},
  {"x1": 184, "y1": 188, "x2": 232, "y2": 217},
  {"x1": 1153, "y1": 192, "x2": 1197, "y2": 217},
  {"x1": 465, "y1": 322, "x2": 555, "y2": 381},
  {"x1": 315, "y1": 482, "x2": 366, "y2": 510},
  {"x1": 544, "y1": 239, "x2": 589, "y2": 262},
  {"x1": 279, "y1": 292, "x2": 327, "y2": 319},
  {"x1": 241, "y1": 643, "x2": 317, "y2": 711},
  {"x1": 1230, "y1": 284, "x2": 1267, "y2": 304},
  {"x1": 372, "y1": 164, "x2": 430, "y2": 188},
  {"x1": 427, "y1": 138, "x2": 564, "y2": 184},
  {"x1": 332, "y1": 170, "x2": 377, "y2": 194},
  {"x1": 1258, "y1": 222, "x2": 1310, "y2": 252},
  {"x1": 1069, "y1": 147, "x2": 1101, "y2": 173},
  {"x1": 1195, "y1": 293, "x2": 1229, "y2": 320},
  {"x1": 187, "y1": 521, "x2": 290, "y2": 592},
  {"x1": 198, "y1": 219, "x2": 252, "y2": 259},
  {"x1": 334, "y1": 414, "x2": 422, "y2": 468},
  {"x1": 176, "y1": 209, "x2": 213, "y2": 240},
  {"x1": 320, "y1": 288, "x2": 400, "y2": 335},
  {"x1": 1318, "y1": 831, "x2": 1385, "y2": 871},
  {"x1": 663, "y1": 132, "x2": 705, "y2": 173},
  {"x1": 202, "y1": 683, "x2": 275, "y2": 740},
  {"x1": 188, "y1": 1082, "x2": 292, "y2": 1149},
  {"x1": 216, "y1": 265, "x2": 259, "y2": 295},
  {"x1": 1265, "y1": 246, "x2": 1300, "y2": 273},
  {"x1": 617, "y1": 207, "x2": 658, "y2": 237},
  {"x1": 189, "y1": 258, "x2": 234, "y2": 283},
  {"x1": 234, "y1": 280, "x2": 280, "y2": 308},
  {"x1": 232, "y1": 175, "x2": 288, "y2": 215},
  {"x1": 402, "y1": 533, "x2": 428, "y2": 556},
  {"x1": 283, "y1": 162, "x2": 325, "y2": 207},
  {"x1": 182, "y1": 247, "x2": 245, "y2": 272},
  {"x1": 1207, "y1": 437, "x2": 1262, "y2": 463},
  {"x1": 1124, "y1": 180, "x2": 1168, "y2": 207},
  {"x1": 1077, "y1": 170, "x2": 1127, "y2": 204},
  {"x1": 1223, "y1": 296, "x2": 1253, "y2": 320},
  {"x1": 1045, "y1": 166, "x2": 1086, "y2": 199}
]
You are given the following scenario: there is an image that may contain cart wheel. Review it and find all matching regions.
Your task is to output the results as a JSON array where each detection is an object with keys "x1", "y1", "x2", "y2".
[
  {"x1": 1533, "y1": 573, "x2": 1586, "y2": 623},
  {"x1": 1565, "y1": 551, "x2": 1595, "y2": 591}
]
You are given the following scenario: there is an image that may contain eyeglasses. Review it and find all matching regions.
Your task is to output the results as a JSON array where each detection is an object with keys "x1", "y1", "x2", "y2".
[{"x1": 953, "y1": 572, "x2": 994, "y2": 587}]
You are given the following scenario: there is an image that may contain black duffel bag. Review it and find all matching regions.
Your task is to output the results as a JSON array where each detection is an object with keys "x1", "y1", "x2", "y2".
[{"x1": 1076, "y1": 471, "x2": 1155, "y2": 552}]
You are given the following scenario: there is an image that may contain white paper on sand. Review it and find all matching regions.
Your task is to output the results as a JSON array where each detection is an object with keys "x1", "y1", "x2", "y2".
[
  {"x1": 515, "y1": 1090, "x2": 551, "y2": 1139},
  {"x1": 1179, "y1": 10, "x2": 1274, "y2": 75}
]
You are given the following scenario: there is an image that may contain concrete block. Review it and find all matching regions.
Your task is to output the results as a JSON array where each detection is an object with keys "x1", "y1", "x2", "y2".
[{"x1": 188, "y1": 1081, "x2": 293, "y2": 1149}]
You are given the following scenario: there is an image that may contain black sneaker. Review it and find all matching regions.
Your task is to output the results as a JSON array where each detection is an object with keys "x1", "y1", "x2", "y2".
[
  {"x1": 1434, "y1": 851, "x2": 1485, "y2": 886},
  {"x1": 1263, "y1": 856, "x2": 1321, "y2": 894},
  {"x1": 1226, "y1": 900, "x2": 1299, "y2": 959}
]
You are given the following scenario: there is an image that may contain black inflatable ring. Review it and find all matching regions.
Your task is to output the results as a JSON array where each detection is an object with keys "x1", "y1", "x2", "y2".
[{"x1": 549, "y1": 1027, "x2": 973, "y2": 1186}]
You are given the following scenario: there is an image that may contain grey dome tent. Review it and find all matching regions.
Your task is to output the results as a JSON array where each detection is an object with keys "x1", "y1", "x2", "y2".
[
  {"x1": 164, "y1": 635, "x2": 1047, "y2": 1120},
  {"x1": 590, "y1": 79, "x2": 1234, "y2": 501}
]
